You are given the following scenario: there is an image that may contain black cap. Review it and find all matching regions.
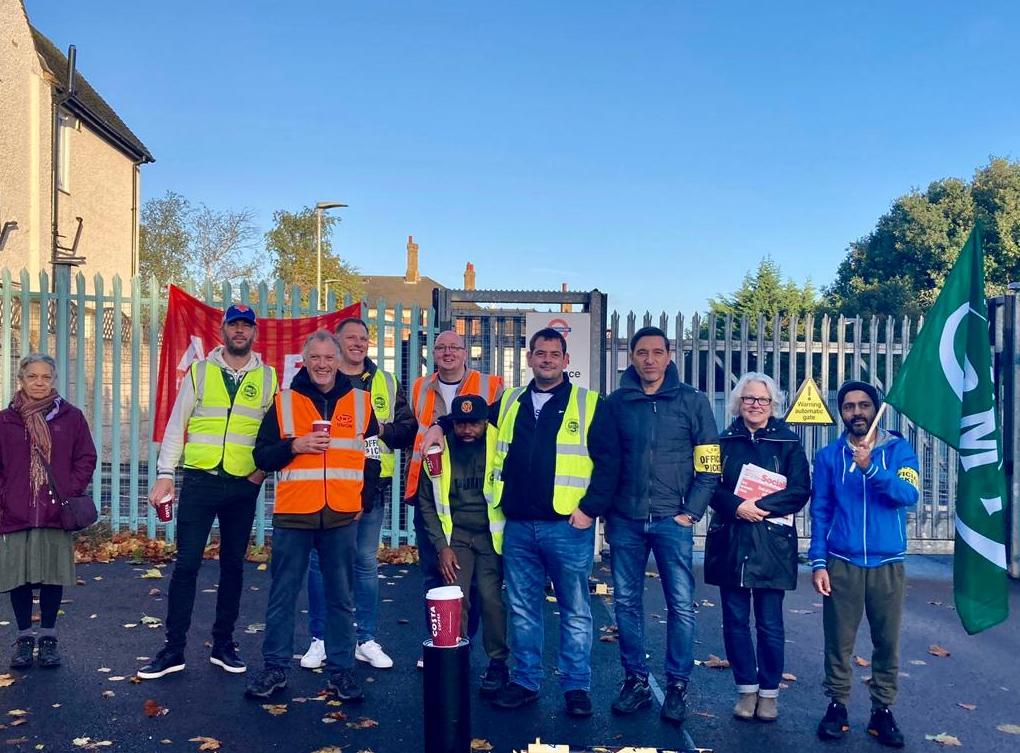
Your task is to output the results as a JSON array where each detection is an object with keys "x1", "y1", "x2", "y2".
[
  {"x1": 837, "y1": 380, "x2": 881, "y2": 411},
  {"x1": 450, "y1": 395, "x2": 487, "y2": 422}
]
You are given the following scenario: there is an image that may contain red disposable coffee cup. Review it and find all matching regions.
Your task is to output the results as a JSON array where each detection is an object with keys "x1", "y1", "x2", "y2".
[
  {"x1": 156, "y1": 494, "x2": 174, "y2": 523},
  {"x1": 424, "y1": 445, "x2": 443, "y2": 477},
  {"x1": 312, "y1": 419, "x2": 331, "y2": 436},
  {"x1": 425, "y1": 585, "x2": 463, "y2": 647}
]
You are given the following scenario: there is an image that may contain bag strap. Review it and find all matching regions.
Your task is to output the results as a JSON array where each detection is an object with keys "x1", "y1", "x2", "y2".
[{"x1": 34, "y1": 448, "x2": 67, "y2": 502}]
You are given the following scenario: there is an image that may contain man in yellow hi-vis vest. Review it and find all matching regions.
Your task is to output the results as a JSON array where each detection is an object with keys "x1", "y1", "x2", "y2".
[
  {"x1": 417, "y1": 395, "x2": 508, "y2": 698},
  {"x1": 140, "y1": 304, "x2": 277, "y2": 681},
  {"x1": 424, "y1": 327, "x2": 619, "y2": 718},
  {"x1": 300, "y1": 318, "x2": 417, "y2": 672}
]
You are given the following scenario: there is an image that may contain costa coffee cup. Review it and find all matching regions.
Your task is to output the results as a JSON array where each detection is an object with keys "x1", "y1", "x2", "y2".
[
  {"x1": 312, "y1": 419, "x2": 331, "y2": 436},
  {"x1": 156, "y1": 494, "x2": 174, "y2": 523},
  {"x1": 425, "y1": 585, "x2": 463, "y2": 647},
  {"x1": 424, "y1": 445, "x2": 443, "y2": 477}
]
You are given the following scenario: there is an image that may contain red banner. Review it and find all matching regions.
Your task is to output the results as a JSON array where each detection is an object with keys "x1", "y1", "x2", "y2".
[{"x1": 152, "y1": 285, "x2": 360, "y2": 442}]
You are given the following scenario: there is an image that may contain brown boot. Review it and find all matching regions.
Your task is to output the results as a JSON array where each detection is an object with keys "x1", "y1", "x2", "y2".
[
  {"x1": 733, "y1": 692, "x2": 757, "y2": 720},
  {"x1": 756, "y1": 694, "x2": 778, "y2": 722}
]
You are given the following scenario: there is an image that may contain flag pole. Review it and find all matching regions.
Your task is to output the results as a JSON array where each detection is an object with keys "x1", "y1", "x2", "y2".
[{"x1": 849, "y1": 403, "x2": 888, "y2": 473}]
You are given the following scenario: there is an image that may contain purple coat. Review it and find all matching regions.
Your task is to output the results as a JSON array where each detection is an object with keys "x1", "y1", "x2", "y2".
[{"x1": 0, "y1": 400, "x2": 98, "y2": 534}]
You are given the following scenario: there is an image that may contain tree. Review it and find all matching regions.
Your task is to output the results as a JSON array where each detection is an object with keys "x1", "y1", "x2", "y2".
[
  {"x1": 138, "y1": 191, "x2": 264, "y2": 286},
  {"x1": 826, "y1": 158, "x2": 1020, "y2": 317},
  {"x1": 265, "y1": 207, "x2": 362, "y2": 302},
  {"x1": 708, "y1": 256, "x2": 819, "y2": 327}
]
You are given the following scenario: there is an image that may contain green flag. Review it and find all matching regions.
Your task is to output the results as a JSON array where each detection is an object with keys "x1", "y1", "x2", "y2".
[{"x1": 885, "y1": 225, "x2": 1009, "y2": 634}]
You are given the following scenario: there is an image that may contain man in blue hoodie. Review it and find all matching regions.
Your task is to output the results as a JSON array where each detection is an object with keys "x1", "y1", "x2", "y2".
[{"x1": 809, "y1": 381, "x2": 919, "y2": 749}]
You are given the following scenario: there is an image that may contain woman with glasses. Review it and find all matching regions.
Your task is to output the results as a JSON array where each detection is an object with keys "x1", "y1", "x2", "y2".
[{"x1": 704, "y1": 372, "x2": 810, "y2": 722}]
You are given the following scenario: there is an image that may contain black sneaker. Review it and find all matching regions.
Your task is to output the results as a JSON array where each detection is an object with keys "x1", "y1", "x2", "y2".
[
  {"x1": 210, "y1": 642, "x2": 246, "y2": 674},
  {"x1": 612, "y1": 673, "x2": 652, "y2": 715},
  {"x1": 479, "y1": 660, "x2": 509, "y2": 698},
  {"x1": 564, "y1": 689, "x2": 593, "y2": 718},
  {"x1": 138, "y1": 647, "x2": 186, "y2": 680},
  {"x1": 817, "y1": 701, "x2": 850, "y2": 740},
  {"x1": 36, "y1": 636, "x2": 61, "y2": 668},
  {"x1": 492, "y1": 681, "x2": 539, "y2": 710},
  {"x1": 661, "y1": 680, "x2": 689, "y2": 725},
  {"x1": 868, "y1": 706, "x2": 905, "y2": 748},
  {"x1": 244, "y1": 667, "x2": 287, "y2": 699},
  {"x1": 327, "y1": 669, "x2": 364, "y2": 703},
  {"x1": 9, "y1": 636, "x2": 34, "y2": 669}
]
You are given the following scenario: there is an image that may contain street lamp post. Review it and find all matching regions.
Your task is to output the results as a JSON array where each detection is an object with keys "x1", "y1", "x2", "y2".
[{"x1": 315, "y1": 201, "x2": 348, "y2": 309}]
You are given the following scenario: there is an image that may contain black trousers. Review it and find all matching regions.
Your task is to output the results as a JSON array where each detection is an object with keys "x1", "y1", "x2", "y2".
[{"x1": 164, "y1": 469, "x2": 259, "y2": 651}]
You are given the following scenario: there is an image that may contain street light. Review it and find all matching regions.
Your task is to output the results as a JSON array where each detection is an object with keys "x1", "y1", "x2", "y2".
[
  {"x1": 323, "y1": 278, "x2": 346, "y2": 307},
  {"x1": 315, "y1": 201, "x2": 347, "y2": 309}
]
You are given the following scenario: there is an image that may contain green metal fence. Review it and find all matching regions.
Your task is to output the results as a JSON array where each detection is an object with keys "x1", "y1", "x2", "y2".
[{"x1": 0, "y1": 268, "x2": 436, "y2": 546}]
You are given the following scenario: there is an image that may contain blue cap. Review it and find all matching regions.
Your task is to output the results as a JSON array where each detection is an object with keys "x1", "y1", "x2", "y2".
[{"x1": 223, "y1": 303, "x2": 256, "y2": 325}]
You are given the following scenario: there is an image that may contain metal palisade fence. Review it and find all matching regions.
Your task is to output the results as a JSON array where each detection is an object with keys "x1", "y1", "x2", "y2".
[{"x1": 0, "y1": 269, "x2": 435, "y2": 547}]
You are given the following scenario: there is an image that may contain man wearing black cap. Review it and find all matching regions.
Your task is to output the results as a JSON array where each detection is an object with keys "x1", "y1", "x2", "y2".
[
  {"x1": 809, "y1": 380, "x2": 919, "y2": 748},
  {"x1": 141, "y1": 304, "x2": 278, "y2": 680},
  {"x1": 417, "y1": 394, "x2": 509, "y2": 698}
]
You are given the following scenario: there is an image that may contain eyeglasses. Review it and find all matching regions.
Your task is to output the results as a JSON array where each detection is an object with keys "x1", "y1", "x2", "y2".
[
  {"x1": 740, "y1": 396, "x2": 772, "y2": 406},
  {"x1": 434, "y1": 345, "x2": 464, "y2": 353}
]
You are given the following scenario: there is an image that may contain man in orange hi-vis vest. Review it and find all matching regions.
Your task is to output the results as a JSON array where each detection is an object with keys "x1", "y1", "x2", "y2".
[
  {"x1": 245, "y1": 331, "x2": 381, "y2": 704},
  {"x1": 406, "y1": 330, "x2": 503, "y2": 667}
]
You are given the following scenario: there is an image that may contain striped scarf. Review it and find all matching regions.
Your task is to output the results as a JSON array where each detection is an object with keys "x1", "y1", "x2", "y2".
[{"x1": 11, "y1": 388, "x2": 58, "y2": 498}]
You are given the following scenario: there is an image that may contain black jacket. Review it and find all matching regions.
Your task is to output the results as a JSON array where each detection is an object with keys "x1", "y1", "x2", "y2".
[
  {"x1": 606, "y1": 362, "x2": 720, "y2": 521},
  {"x1": 440, "y1": 375, "x2": 619, "y2": 520},
  {"x1": 703, "y1": 417, "x2": 811, "y2": 590},
  {"x1": 254, "y1": 367, "x2": 381, "y2": 529}
]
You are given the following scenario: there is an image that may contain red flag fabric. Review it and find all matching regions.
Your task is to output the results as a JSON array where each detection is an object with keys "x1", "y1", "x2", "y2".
[{"x1": 152, "y1": 285, "x2": 360, "y2": 442}]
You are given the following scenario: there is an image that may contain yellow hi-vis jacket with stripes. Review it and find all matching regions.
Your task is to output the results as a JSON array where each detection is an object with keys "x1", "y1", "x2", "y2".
[
  {"x1": 370, "y1": 369, "x2": 398, "y2": 479},
  {"x1": 428, "y1": 430, "x2": 506, "y2": 554},
  {"x1": 183, "y1": 360, "x2": 277, "y2": 477},
  {"x1": 484, "y1": 384, "x2": 600, "y2": 515}
]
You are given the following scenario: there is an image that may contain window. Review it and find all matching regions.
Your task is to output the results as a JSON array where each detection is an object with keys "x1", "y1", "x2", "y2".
[{"x1": 56, "y1": 112, "x2": 73, "y2": 192}]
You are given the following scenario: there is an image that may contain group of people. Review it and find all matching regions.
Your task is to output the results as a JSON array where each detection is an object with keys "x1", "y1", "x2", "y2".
[{"x1": 0, "y1": 307, "x2": 920, "y2": 748}]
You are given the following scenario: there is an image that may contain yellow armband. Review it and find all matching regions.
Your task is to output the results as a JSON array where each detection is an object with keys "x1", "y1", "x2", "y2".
[{"x1": 694, "y1": 444, "x2": 721, "y2": 474}]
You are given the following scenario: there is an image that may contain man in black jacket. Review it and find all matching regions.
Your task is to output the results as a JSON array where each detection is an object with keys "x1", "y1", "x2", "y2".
[
  {"x1": 425, "y1": 327, "x2": 619, "y2": 718},
  {"x1": 605, "y1": 326, "x2": 721, "y2": 726},
  {"x1": 245, "y1": 331, "x2": 380, "y2": 702}
]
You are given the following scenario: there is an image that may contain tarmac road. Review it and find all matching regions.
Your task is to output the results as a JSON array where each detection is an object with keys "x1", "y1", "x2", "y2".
[{"x1": 0, "y1": 554, "x2": 1017, "y2": 753}]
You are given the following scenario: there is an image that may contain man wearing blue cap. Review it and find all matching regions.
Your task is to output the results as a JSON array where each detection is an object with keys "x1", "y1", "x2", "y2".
[{"x1": 140, "y1": 303, "x2": 278, "y2": 680}]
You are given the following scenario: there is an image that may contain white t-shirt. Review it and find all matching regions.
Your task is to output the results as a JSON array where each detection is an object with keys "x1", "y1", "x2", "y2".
[
  {"x1": 530, "y1": 390, "x2": 554, "y2": 420},
  {"x1": 437, "y1": 378, "x2": 460, "y2": 415}
]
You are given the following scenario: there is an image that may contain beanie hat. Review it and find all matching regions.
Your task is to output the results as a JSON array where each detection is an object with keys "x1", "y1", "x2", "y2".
[{"x1": 836, "y1": 380, "x2": 881, "y2": 411}]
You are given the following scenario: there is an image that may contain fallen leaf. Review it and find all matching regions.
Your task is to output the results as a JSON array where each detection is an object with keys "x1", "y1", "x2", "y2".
[
  {"x1": 244, "y1": 623, "x2": 266, "y2": 634},
  {"x1": 130, "y1": 675, "x2": 142, "y2": 684},
  {"x1": 0, "y1": 674, "x2": 15, "y2": 688},
  {"x1": 929, "y1": 645, "x2": 951, "y2": 658},
  {"x1": 853, "y1": 655, "x2": 871, "y2": 667},
  {"x1": 909, "y1": 659, "x2": 928, "y2": 666},
  {"x1": 188, "y1": 738, "x2": 221, "y2": 752},
  {"x1": 102, "y1": 691, "x2": 115, "y2": 698},
  {"x1": 998, "y1": 724, "x2": 1020, "y2": 734},
  {"x1": 347, "y1": 717, "x2": 379, "y2": 729},
  {"x1": 324, "y1": 710, "x2": 347, "y2": 721},
  {"x1": 148, "y1": 588, "x2": 162, "y2": 596},
  {"x1": 781, "y1": 672, "x2": 797, "y2": 681},
  {"x1": 471, "y1": 740, "x2": 494, "y2": 751},
  {"x1": 699, "y1": 600, "x2": 715, "y2": 607},
  {"x1": 89, "y1": 614, "x2": 97, "y2": 619},
  {"x1": 8, "y1": 719, "x2": 26, "y2": 727},
  {"x1": 321, "y1": 717, "x2": 338, "y2": 724},
  {"x1": 599, "y1": 634, "x2": 618, "y2": 642},
  {"x1": 924, "y1": 732, "x2": 962, "y2": 746},
  {"x1": 956, "y1": 703, "x2": 976, "y2": 711},
  {"x1": 545, "y1": 595, "x2": 557, "y2": 602},
  {"x1": 310, "y1": 748, "x2": 345, "y2": 753},
  {"x1": 702, "y1": 655, "x2": 730, "y2": 669},
  {"x1": 779, "y1": 682, "x2": 789, "y2": 689},
  {"x1": 108, "y1": 676, "x2": 127, "y2": 682},
  {"x1": 5, "y1": 738, "x2": 29, "y2": 746},
  {"x1": 141, "y1": 615, "x2": 162, "y2": 626},
  {"x1": 788, "y1": 608, "x2": 814, "y2": 614},
  {"x1": 123, "y1": 623, "x2": 138, "y2": 629},
  {"x1": 257, "y1": 563, "x2": 268, "y2": 571},
  {"x1": 97, "y1": 667, "x2": 112, "y2": 673},
  {"x1": 326, "y1": 700, "x2": 343, "y2": 707},
  {"x1": 7, "y1": 710, "x2": 28, "y2": 717},
  {"x1": 140, "y1": 569, "x2": 163, "y2": 579},
  {"x1": 144, "y1": 699, "x2": 169, "y2": 717},
  {"x1": 261, "y1": 704, "x2": 288, "y2": 716}
]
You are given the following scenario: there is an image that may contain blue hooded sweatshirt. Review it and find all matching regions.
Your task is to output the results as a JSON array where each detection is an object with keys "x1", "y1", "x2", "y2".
[{"x1": 809, "y1": 429, "x2": 920, "y2": 570}]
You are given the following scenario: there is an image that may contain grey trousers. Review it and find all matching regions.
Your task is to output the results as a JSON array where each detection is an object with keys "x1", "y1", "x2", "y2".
[
  {"x1": 449, "y1": 529, "x2": 509, "y2": 662},
  {"x1": 822, "y1": 558, "x2": 905, "y2": 707}
]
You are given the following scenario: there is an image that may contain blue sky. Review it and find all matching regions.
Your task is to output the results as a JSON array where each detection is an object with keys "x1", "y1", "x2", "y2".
[{"x1": 25, "y1": 0, "x2": 1020, "y2": 315}]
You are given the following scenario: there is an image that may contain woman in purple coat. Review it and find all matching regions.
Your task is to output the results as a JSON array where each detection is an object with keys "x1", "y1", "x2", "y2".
[{"x1": 0, "y1": 354, "x2": 97, "y2": 669}]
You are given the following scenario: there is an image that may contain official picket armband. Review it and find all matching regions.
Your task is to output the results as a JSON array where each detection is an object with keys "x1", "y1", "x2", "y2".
[
  {"x1": 897, "y1": 466, "x2": 920, "y2": 490},
  {"x1": 693, "y1": 444, "x2": 721, "y2": 474}
]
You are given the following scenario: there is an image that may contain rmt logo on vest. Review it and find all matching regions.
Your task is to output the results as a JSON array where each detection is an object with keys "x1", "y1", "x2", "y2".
[{"x1": 337, "y1": 414, "x2": 353, "y2": 428}]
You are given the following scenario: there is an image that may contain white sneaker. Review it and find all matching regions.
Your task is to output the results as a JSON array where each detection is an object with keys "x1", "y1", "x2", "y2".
[
  {"x1": 300, "y1": 638, "x2": 325, "y2": 669},
  {"x1": 355, "y1": 640, "x2": 394, "y2": 669}
]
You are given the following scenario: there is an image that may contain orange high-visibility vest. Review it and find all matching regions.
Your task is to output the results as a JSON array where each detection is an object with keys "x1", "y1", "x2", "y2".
[
  {"x1": 404, "y1": 369, "x2": 503, "y2": 500},
  {"x1": 274, "y1": 388, "x2": 372, "y2": 514}
]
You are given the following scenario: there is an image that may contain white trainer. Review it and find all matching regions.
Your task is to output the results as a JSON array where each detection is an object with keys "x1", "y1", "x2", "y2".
[
  {"x1": 355, "y1": 640, "x2": 394, "y2": 669},
  {"x1": 300, "y1": 638, "x2": 325, "y2": 669}
]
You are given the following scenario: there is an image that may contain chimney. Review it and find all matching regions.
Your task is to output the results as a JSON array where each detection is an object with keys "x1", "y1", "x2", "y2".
[
  {"x1": 405, "y1": 235, "x2": 420, "y2": 283},
  {"x1": 560, "y1": 282, "x2": 572, "y2": 313},
  {"x1": 464, "y1": 262, "x2": 476, "y2": 290}
]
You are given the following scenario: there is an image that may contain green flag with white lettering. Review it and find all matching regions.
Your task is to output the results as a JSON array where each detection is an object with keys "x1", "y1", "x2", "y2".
[{"x1": 885, "y1": 225, "x2": 1009, "y2": 634}]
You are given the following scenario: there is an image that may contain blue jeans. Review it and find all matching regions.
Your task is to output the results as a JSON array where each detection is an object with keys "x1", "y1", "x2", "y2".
[
  {"x1": 720, "y1": 587, "x2": 786, "y2": 696},
  {"x1": 307, "y1": 498, "x2": 385, "y2": 643},
  {"x1": 606, "y1": 515, "x2": 696, "y2": 684},
  {"x1": 262, "y1": 525, "x2": 356, "y2": 673},
  {"x1": 503, "y1": 519, "x2": 595, "y2": 692}
]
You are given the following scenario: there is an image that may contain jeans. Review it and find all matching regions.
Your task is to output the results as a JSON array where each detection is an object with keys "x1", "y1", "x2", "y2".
[
  {"x1": 165, "y1": 470, "x2": 259, "y2": 651},
  {"x1": 503, "y1": 519, "x2": 595, "y2": 692},
  {"x1": 720, "y1": 586, "x2": 785, "y2": 696},
  {"x1": 307, "y1": 491, "x2": 386, "y2": 643},
  {"x1": 606, "y1": 515, "x2": 696, "y2": 684},
  {"x1": 262, "y1": 524, "x2": 357, "y2": 673}
]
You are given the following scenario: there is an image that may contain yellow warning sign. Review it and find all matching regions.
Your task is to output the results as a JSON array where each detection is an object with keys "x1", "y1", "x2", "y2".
[{"x1": 785, "y1": 378, "x2": 836, "y2": 425}]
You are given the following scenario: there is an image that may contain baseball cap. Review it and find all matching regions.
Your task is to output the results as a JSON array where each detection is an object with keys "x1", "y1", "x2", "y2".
[
  {"x1": 450, "y1": 395, "x2": 487, "y2": 421},
  {"x1": 223, "y1": 303, "x2": 256, "y2": 325}
]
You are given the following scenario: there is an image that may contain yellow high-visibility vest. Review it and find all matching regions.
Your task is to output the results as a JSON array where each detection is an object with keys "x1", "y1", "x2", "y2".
[
  {"x1": 370, "y1": 369, "x2": 398, "y2": 479},
  {"x1": 428, "y1": 431, "x2": 505, "y2": 554}
]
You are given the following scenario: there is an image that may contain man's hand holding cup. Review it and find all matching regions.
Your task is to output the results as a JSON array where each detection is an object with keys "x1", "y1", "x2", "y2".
[{"x1": 293, "y1": 420, "x2": 331, "y2": 455}]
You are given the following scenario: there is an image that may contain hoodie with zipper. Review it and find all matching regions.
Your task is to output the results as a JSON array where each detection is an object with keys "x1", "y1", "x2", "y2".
[
  {"x1": 253, "y1": 367, "x2": 380, "y2": 530},
  {"x1": 808, "y1": 429, "x2": 919, "y2": 571}
]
